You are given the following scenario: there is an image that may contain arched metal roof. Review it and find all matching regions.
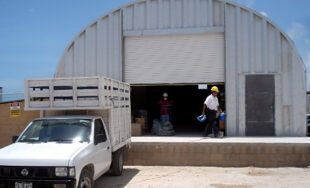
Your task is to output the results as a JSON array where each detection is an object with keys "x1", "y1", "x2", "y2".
[{"x1": 55, "y1": 0, "x2": 305, "y2": 79}]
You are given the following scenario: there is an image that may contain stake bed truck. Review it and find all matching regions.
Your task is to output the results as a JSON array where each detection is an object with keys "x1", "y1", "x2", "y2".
[{"x1": 0, "y1": 77, "x2": 131, "y2": 188}]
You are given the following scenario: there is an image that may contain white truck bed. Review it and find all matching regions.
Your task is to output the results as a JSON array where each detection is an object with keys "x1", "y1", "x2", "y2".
[{"x1": 24, "y1": 76, "x2": 131, "y2": 152}]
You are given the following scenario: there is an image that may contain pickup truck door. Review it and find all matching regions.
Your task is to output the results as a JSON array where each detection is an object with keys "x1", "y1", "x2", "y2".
[{"x1": 93, "y1": 119, "x2": 112, "y2": 176}]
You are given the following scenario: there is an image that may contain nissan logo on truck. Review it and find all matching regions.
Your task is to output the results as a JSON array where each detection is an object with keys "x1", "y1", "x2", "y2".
[{"x1": 21, "y1": 169, "x2": 29, "y2": 176}]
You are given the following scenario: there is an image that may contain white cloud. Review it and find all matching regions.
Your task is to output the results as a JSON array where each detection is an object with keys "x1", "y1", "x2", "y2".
[
  {"x1": 286, "y1": 23, "x2": 307, "y2": 41},
  {"x1": 260, "y1": 11, "x2": 268, "y2": 17}
]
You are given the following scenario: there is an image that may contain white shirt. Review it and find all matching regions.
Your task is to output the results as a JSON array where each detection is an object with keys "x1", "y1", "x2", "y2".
[{"x1": 204, "y1": 94, "x2": 219, "y2": 111}]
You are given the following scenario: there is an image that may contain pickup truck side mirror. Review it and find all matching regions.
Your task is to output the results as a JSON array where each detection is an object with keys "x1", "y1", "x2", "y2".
[
  {"x1": 94, "y1": 134, "x2": 107, "y2": 145},
  {"x1": 12, "y1": 136, "x2": 19, "y2": 143}
]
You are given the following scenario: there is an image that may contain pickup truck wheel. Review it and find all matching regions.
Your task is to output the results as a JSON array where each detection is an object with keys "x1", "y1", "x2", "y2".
[
  {"x1": 110, "y1": 149, "x2": 123, "y2": 176},
  {"x1": 78, "y1": 169, "x2": 94, "y2": 188}
]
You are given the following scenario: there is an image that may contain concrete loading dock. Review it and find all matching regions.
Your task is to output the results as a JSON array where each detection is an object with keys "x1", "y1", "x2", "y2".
[{"x1": 125, "y1": 137, "x2": 310, "y2": 167}]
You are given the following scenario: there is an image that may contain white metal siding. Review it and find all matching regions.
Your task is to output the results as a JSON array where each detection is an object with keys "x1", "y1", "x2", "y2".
[
  {"x1": 55, "y1": 11, "x2": 122, "y2": 81},
  {"x1": 123, "y1": 0, "x2": 224, "y2": 31},
  {"x1": 225, "y1": 3, "x2": 306, "y2": 136},
  {"x1": 124, "y1": 33, "x2": 224, "y2": 84}
]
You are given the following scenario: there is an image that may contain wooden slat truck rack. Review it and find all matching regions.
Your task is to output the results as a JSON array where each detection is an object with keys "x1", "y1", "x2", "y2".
[
  {"x1": 24, "y1": 76, "x2": 130, "y2": 110},
  {"x1": 24, "y1": 76, "x2": 131, "y2": 152}
]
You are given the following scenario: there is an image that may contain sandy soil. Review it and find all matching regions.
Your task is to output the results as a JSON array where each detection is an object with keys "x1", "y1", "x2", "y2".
[{"x1": 95, "y1": 166, "x2": 310, "y2": 188}]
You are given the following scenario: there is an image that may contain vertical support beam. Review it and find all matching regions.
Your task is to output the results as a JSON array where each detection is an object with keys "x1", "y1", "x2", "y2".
[
  {"x1": 49, "y1": 80, "x2": 53, "y2": 108},
  {"x1": 122, "y1": 7, "x2": 127, "y2": 31},
  {"x1": 96, "y1": 19, "x2": 102, "y2": 76},
  {"x1": 108, "y1": 14, "x2": 114, "y2": 79},
  {"x1": 238, "y1": 74, "x2": 246, "y2": 136},
  {"x1": 224, "y1": 3, "x2": 237, "y2": 136},
  {"x1": 195, "y1": 0, "x2": 200, "y2": 27},
  {"x1": 234, "y1": 7, "x2": 245, "y2": 136},
  {"x1": 158, "y1": 0, "x2": 163, "y2": 29},
  {"x1": 104, "y1": 18, "x2": 109, "y2": 77},
  {"x1": 220, "y1": 1, "x2": 225, "y2": 26},
  {"x1": 236, "y1": 6, "x2": 241, "y2": 74},
  {"x1": 119, "y1": 10, "x2": 123, "y2": 82},
  {"x1": 281, "y1": 38, "x2": 291, "y2": 135},
  {"x1": 73, "y1": 79, "x2": 77, "y2": 107},
  {"x1": 262, "y1": 19, "x2": 268, "y2": 73},
  {"x1": 98, "y1": 77, "x2": 104, "y2": 107},
  {"x1": 40, "y1": 110, "x2": 45, "y2": 118},
  {"x1": 274, "y1": 30, "x2": 281, "y2": 73},
  {"x1": 133, "y1": 3, "x2": 138, "y2": 30},
  {"x1": 182, "y1": 0, "x2": 187, "y2": 28},
  {"x1": 146, "y1": 0, "x2": 151, "y2": 29},
  {"x1": 94, "y1": 23, "x2": 98, "y2": 77},
  {"x1": 24, "y1": 80, "x2": 29, "y2": 109},
  {"x1": 207, "y1": 0, "x2": 213, "y2": 26},
  {"x1": 274, "y1": 74, "x2": 282, "y2": 136},
  {"x1": 288, "y1": 45, "x2": 294, "y2": 136},
  {"x1": 248, "y1": 12, "x2": 254, "y2": 73},
  {"x1": 170, "y1": 0, "x2": 175, "y2": 28}
]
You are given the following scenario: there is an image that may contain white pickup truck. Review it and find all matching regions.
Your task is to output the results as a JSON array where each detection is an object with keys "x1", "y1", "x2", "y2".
[
  {"x1": 0, "y1": 116, "x2": 126, "y2": 188},
  {"x1": 0, "y1": 76, "x2": 131, "y2": 188}
]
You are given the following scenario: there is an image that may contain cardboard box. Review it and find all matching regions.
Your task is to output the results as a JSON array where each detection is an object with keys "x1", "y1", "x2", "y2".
[
  {"x1": 131, "y1": 123, "x2": 142, "y2": 136},
  {"x1": 219, "y1": 120, "x2": 225, "y2": 130},
  {"x1": 135, "y1": 118, "x2": 146, "y2": 130}
]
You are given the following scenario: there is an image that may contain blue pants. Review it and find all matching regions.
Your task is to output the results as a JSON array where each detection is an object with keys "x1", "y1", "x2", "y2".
[{"x1": 160, "y1": 115, "x2": 169, "y2": 123}]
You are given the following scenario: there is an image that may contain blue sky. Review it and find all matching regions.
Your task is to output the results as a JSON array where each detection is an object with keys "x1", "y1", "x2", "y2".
[{"x1": 0, "y1": 0, "x2": 309, "y2": 97}]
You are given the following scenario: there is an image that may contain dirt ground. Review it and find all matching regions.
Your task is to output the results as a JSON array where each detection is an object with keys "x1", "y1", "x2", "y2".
[{"x1": 96, "y1": 166, "x2": 310, "y2": 188}]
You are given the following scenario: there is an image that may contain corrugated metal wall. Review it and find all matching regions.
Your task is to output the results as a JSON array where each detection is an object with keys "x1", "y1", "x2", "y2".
[
  {"x1": 225, "y1": 3, "x2": 306, "y2": 136},
  {"x1": 307, "y1": 94, "x2": 310, "y2": 114},
  {"x1": 54, "y1": 0, "x2": 306, "y2": 136},
  {"x1": 55, "y1": 10, "x2": 122, "y2": 81},
  {"x1": 122, "y1": 0, "x2": 224, "y2": 31}
]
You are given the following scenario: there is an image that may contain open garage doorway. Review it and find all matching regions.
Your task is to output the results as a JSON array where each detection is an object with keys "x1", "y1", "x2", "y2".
[{"x1": 130, "y1": 84, "x2": 225, "y2": 136}]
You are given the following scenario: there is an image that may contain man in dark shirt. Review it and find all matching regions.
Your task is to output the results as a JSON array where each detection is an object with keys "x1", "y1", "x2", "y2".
[{"x1": 158, "y1": 92, "x2": 173, "y2": 123}]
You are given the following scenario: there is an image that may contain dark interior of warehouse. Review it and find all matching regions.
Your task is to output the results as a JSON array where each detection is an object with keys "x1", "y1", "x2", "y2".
[{"x1": 131, "y1": 84, "x2": 225, "y2": 136}]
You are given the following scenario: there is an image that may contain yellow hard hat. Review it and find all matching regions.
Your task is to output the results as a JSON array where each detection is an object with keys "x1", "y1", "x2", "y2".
[{"x1": 211, "y1": 86, "x2": 219, "y2": 93}]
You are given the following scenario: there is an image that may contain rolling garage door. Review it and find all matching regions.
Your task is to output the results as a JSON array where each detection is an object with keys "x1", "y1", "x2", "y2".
[{"x1": 124, "y1": 33, "x2": 224, "y2": 84}]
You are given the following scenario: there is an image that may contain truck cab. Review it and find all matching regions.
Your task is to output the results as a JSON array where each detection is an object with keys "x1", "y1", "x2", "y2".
[{"x1": 0, "y1": 116, "x2": 125, "y2": 188}]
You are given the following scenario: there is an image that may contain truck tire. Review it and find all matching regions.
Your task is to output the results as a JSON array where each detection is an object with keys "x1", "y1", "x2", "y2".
[
  {"x1": 78, "y1": 169, "x2": 94, "y2": 188},
  {"x1": 110, "y1": 149, "x2": 123, "y2": 176}
]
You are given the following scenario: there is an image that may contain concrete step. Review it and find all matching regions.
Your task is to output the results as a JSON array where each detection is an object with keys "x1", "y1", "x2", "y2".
[{"x1": 125, "y1": 137, "x2": 310, "y2": 167}]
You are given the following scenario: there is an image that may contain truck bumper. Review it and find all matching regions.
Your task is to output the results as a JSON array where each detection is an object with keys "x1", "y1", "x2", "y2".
[{"x1": 0, "y1": 178, "x2": 76, "y2": 188}]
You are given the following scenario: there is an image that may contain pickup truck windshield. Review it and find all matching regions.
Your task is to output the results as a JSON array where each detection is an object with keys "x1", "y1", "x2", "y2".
[{"x1": 18, "y1": 119, "x2": 91, "y2": 143}]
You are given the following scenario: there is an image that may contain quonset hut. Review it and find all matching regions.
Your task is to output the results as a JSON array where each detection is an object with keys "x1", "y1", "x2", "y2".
[{"x1": 55, "y1": 0, "x2": 306, "y2": 136}]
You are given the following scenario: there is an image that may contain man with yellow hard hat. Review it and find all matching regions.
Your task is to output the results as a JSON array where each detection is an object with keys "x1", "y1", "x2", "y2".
[{"x1": 201, "y1": 86, "x2": 223, "y2": 137}]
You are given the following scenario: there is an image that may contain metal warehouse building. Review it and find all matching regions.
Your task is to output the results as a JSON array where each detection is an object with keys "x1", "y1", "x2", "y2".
[{"x1": 54, "y1": 0, "x2": 306, "y2": 136}]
